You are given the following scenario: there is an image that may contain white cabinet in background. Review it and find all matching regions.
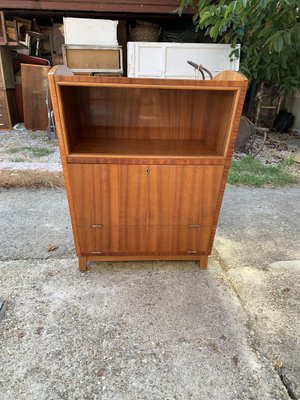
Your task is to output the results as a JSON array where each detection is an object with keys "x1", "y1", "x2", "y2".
[
  {"x1": 127, "y1": 42, "x2": 240, "y2": 79},
  {"x1": 63, "y1": 18, "x2": 118, "y2": 46}
]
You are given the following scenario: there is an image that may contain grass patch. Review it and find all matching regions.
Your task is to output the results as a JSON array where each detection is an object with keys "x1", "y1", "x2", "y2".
[
  {"x1": 12, "y1": 157, "x2": 25, "y2": 162},
  {"x1": 6, "y1": 146, "x2": 54, "y2": 158},
  {"x1": 228, "y1": 156, "x2": 296, "y2": 187}
]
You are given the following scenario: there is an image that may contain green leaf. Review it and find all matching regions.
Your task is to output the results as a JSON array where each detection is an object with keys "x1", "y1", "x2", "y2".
[
  {"x1": 210, "y1": 25, "x2": 220, "y2": 40},
  {"x1": 284, "y1": 31, "x2": 291, "y2": 45},
  {"x1": 273, "y1": 35, "x2": 283, "y2": 52},
  {"x1": 177, "y1": 0, "x2": 300, "y2": 94},
  {"x1": 200, "y1": 11, "x2": 211, "y2": 23}
]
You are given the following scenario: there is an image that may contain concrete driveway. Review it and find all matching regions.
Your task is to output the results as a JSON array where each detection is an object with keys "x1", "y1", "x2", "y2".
[{"x1": 0, "y1": 186, "x2": 299, "y2": 400}]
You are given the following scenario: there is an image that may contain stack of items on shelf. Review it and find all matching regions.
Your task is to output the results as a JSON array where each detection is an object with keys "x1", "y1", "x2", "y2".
[
  {"x1": 129, "y1": 20, "x2": 161, "y2": 42},
  {"x1": 0, "y1": 13, "x2": 123, "y2": 131},
  {"x1": 0, "y1": 12, "x2": 64, "y2": 130},
  {"x1": 63, "y1": 18, "x2": 123, "y2": 76}
]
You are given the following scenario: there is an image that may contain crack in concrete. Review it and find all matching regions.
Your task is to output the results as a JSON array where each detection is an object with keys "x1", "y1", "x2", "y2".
[
  {"x1": 0, "y1": 298, "x2": 6, "y2": 322},
  {"x1": 275, "y1": 365, "x2": 299, "y2": 400},
  {"x1": 212, "y1": 248, "x2": 297, "y2": 400}
]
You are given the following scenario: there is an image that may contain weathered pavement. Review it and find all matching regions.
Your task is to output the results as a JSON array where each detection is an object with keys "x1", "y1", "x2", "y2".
[{"x1": 0, "y1": 186, "x2": 299, "y2": 400}]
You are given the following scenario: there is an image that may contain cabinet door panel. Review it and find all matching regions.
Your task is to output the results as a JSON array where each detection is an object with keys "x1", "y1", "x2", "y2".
[
  {"x1": 68, "y1": 164, "x2": 223, "y2": 226},
  {"x1": 69, "y1": 164, "x2": 148, "y2": 225},
  {"x1": 147, "y1": 165, "x2": 223, "y2": 225},
  {"x1": 78, "y1": 225, "x2": 211, "y2": 254}
]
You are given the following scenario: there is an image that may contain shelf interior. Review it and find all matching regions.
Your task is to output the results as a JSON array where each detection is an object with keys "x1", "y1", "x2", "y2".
[
  {"x1": 69, "y1": 137, "x2": 222, "y2": 158},
  {"x1": 58, "y1": 85, "x2": 236, "y2": 158}
]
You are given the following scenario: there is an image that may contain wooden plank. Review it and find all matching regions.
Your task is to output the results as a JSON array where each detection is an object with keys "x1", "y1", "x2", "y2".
[
  {"x1": 63, "y1": 46, "x2": 122, "y2": 73},
  {"x1": 207, "y1": 81, "x2": 248, "y2": 253},
  {"x1": 0, "y1": 89, "x2": 18, "y2": 129},
  {"x1": 66, "y1": 157, "x2": 225, "y2": 165},
  {"x1": 0, "y1": 12, "x2": 7, "y2": 45},
  {"x1": 77, "y1": 225, "x2": 211, "y2": 254},
  {"x1": 0, "y1": 47, "x2": 15, "y2": 90},
  {"x1": 21, "y1": 63, "x2": 51, "y2": 130},
  {"x1": 87, "y1": 255, "x2": 205, "y2": 262},
  {"x1": 48, "y1": 66, "x2": 82, "y2": 256},
  {"x1": 1, "y1": 1, "x2": 191, "y2": 14},
  {"x1": 70, "y1": 138, "x2": 222, "y2": 158}
]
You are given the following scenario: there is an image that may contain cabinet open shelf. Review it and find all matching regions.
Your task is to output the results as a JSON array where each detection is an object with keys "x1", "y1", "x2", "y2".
[
  {"x1": 58, "y1": 83, "x2": 237, "y2": 160},
  {"x1": 67, "y1": 137, "x2": 223, "y2": 160}
]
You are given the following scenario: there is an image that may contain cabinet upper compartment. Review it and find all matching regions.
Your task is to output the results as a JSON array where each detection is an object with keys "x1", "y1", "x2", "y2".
[{"x1": 49, "y1": 68, "x2": 247, "y2": 161}]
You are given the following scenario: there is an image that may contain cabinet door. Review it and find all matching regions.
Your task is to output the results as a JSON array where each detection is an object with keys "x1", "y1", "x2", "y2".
[
  {"x1": 68, "y1": 164, "x2": 223, "y2": 226},
  {"x1": 69, "y1": 164, "x2": 149, "y2": 225},
  {"x1": 147, "y1": 165, "x2": 223, "y2": 226}
]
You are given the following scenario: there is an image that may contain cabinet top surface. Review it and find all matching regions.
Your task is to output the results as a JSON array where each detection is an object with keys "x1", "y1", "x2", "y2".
[{"x1": 49, "y1": 66, "x2": 248, "y2": 89}]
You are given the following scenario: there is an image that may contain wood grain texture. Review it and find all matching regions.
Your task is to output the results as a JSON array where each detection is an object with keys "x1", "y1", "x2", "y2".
[
  {"x1": 0, "y1": 1, "x2": 191, "y2": 14},
  {"x1": 21, "y1": 64, "x2": 51, "y2": 130},
  {"x1": 0, "y1": 47, "x2": 15, "y2": 90},
  {"x1": 48, "y1": 68, "x2": 81, "y2": 256},
  {"x1": 49, "y1": 67, "x2": 248, "y2": 269},
  {"x1": 79, "y1": 256, "x2": 87, "y2": 271},
  {"x1": 70, "y1": 138, "x2": 223, "y2": 158},
  {"x1": 78, "y1": 225, "x2": 211, "y2": 255},
  {"x1": 214, "y1": 71, "x2": 247, "y2": 81},
  {"x1": 68, "y1": 164, "x2": 223, "y2": 227},
  {"x1": 66, "y1": 157, "x2": 225, "y2": 166},
  {"x1": 0, "y1": 89, "x2": 18, "y2": 129},
  {"x1": 64, "y1": 47, "x2": 121, "y2": 71},
  {"x1": 87, "y1": 255, "x2": 205, "y2": 264},
  {"x1": 207, "y1": 80, "x2": 248, "y2": 253},
  {"x1": 199, "y1": 255, "x2": 208, "y2": 269},
  {"x1": 53, "y1": 69, "x2": 246, "y2": 86},
  {"x1": 56, "y1": 83, "x2": 237, "y2": 158}
]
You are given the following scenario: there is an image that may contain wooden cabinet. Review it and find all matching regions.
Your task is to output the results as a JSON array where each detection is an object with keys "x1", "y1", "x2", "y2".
[
  {"x1": 0, "y1": 47, "x2": 17, "y2": 129},
  {"x1": 0, "y1": 89, "x2": 18, "y2": 129},
  {"x1": 48, "y1": 66, "x2": 247, "y2": 271}
]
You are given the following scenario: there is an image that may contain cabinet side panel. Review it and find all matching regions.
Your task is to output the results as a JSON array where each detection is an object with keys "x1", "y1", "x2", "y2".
[
  {"x1": 207, "y1": 82, "x2": 248, "y2": 253},
  {"x1": 48, "y1": 73, "x2": 82, "y2": 256},
  {"x1": 56, "y1": 85, "x2": 82, "y2": 153},
  {"x1": 203, "y1": 90, "x2": 236, "y2": 155}
]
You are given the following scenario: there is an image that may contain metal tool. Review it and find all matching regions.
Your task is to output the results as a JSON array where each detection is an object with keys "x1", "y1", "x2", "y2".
[{"x1": 187, "y1": 60, "x2": 213, "y2": 80}]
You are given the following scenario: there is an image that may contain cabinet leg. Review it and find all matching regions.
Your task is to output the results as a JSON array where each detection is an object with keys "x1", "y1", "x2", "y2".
[
  {"x1": 199, "y1": 256, "x2": 208, "y2": 270},
  {"x1": 79, "y1": 256, "x2": 87, "y2": 272}
]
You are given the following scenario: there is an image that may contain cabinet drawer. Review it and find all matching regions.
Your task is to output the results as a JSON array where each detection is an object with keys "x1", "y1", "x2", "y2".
[
  {"x1": 69, "y1": 164, "x2": 223, "y2": 226},
  {"x1": 78, "y1": 225, "x2": 211, "y2": 255}
]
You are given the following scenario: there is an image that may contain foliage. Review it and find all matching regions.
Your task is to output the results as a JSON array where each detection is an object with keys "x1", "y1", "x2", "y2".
[
  {"x1": 228, "y1": 155, "x2": 296, "y2": 186},
  {"x1": 178, "y1": 0, "x2": 300, "y2": 94}
]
